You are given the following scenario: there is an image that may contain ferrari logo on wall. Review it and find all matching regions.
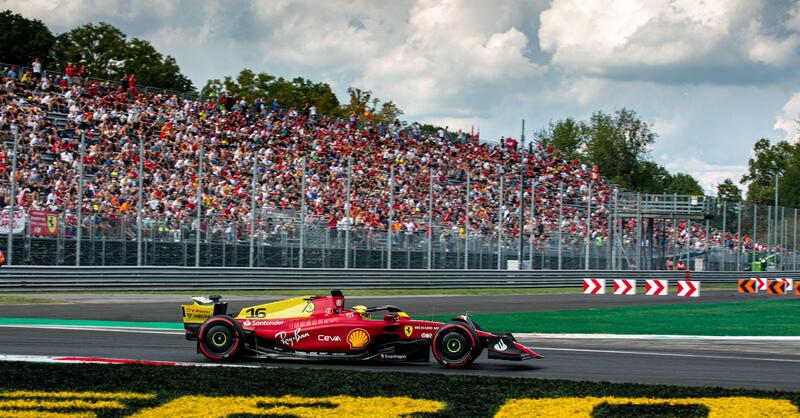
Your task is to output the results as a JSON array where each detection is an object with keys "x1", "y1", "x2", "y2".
[
  {"x1": 404, "y1": 326, "x2": 413, "y2": 337},
  {"x1": 47, "y1": 214, "x2": 57, "y2": 233}
]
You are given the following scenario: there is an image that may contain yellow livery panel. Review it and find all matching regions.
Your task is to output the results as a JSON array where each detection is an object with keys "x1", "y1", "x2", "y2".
[
  {"x1": 236, "y1": 296, "x2": 316, "y2": 319},
  {"x1": 181, "y1": 303, "x2": 214, "y2": 324}
]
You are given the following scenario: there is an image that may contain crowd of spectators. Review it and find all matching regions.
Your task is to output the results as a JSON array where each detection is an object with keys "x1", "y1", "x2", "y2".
[{"x1": 0, "y1": 60, "x2": 772, "y2": 259}]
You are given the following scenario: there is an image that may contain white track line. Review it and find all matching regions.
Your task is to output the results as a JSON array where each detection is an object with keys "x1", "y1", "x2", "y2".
[
  {"x1": 516, "y1": 333, "x2": 800, "y2": 341},
  {"x1": 536, "y1": 346, "x2": 800, "y2": 363}
]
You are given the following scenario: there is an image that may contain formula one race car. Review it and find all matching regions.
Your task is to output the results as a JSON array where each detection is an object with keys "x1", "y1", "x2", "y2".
[{"x1": 181, "y1": 290, "x2": 541, "y2": 368}]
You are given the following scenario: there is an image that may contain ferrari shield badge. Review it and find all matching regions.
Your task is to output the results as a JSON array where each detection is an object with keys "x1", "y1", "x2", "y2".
[{"x1": 404, "y1": 325, "x2": 413, "y2": 337}]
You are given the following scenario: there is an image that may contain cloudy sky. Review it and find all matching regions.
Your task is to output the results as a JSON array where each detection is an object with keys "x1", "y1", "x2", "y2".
[{"x1": 5, "y1": 0, "x2": 800, "y2": 193}]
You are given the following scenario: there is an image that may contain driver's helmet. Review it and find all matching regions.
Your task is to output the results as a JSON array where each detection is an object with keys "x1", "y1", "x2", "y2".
[{"x1": 351, "y1": 305, "x2": 370, "y2": 319}]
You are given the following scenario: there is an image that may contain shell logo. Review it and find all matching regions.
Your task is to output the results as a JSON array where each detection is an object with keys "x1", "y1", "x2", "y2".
[{"x1": 347, "y1": 328, "x2": 370, "y2": 349}]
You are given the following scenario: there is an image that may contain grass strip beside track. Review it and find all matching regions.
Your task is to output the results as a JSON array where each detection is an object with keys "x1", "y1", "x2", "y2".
[
  {"x1": 424, "y1": 300, "x2": 800, "y2": 336},
  {"x1": 0, "y1": 361, "x2": 797, "y2": 417},
  {"x1": 0, "y1": 297, "x2": 70, "y2": 305},
  {"x1": 1, "y1": 299, "x2": 796, "y2": 336}
]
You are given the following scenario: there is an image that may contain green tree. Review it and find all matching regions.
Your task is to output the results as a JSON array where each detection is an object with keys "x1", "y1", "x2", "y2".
[
  {"x1": 534, "y1": 117, "x2": 587, "y2": 160},
  {"x1": 584, "y1": 108, "x2": 657, "y2": 191},
  {"x1": 665, "y1": 173, "x2": 704, "y2": 195},
  {"x1": 376, "y1": 100, "x2": 404, "y2": 122},
  {"x1": 631, "y1": 161, "x2": 672, "y2": 194},
  {"x1": 201, "y1": 69, "x2": 341, "y2": 115},
  {"x1": 775, "y1": 145, "x2": 800, "y2": 209},
  {"x1": 51, "y1": 22, "x2": 193, "y2": 92},
  {"x1": 0, "y1": 10, "x2": 54, "y2": 67},
  {"x1": 741, "y1": 138, "x2": 794, "y2": 204},
  {"x1": 344, "y1": 87, "x2": 374, "y2": 116},
  {"x1": 717, "y1": 178, "x2": 742, "y2": 203}
]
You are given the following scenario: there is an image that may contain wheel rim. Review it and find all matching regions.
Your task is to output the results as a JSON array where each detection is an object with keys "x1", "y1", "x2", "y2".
[
  {"x1": 437, "y1": 330, "x2": 470, "y2": 362},
  {"x1": 211, "y1": 331, "x2": 227, "y2": 347},
  {"x1": 446, "y1": 337, "x2": 462, "y2": 353},
  {"x1": 203, "y1": 324, "x2": 234, "y2": 354}
]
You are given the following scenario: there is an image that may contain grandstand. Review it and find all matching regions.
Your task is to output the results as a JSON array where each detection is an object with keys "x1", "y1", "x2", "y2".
[{"x1": 0, "y1": 61, "x2": 793, "y2": 271}]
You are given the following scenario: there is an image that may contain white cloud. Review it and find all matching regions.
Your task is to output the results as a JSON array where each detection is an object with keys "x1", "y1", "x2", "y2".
[
  {"x1": 360, "y1": 0, "x2": 543, "y2": 117},
  {"x1": 0, "y1": 0, "x2": 178, "y2": 30},
  {"x1": 538, "y1": 0, "x2": 764, "y2": 71},
  {"x1": 744, "y1": 20, "x2": 800, "y2": 66},
  {"x1": 652, "y1": 116, "x2": 682, "y2": 138},
  {"x1": 661, "y1": 156, "x2": 747, "y2": 194},
  {"x1": 250, "y1": 1, "x2": 408, "y2": 71},
  {"x1": 774, "y1": 92, "x2": 800, "y2": 141}
]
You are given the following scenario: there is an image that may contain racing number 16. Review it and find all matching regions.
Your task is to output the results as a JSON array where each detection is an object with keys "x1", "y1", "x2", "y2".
[{"x1": 245, "y1": 308, "x2": 266, "y2": 318}]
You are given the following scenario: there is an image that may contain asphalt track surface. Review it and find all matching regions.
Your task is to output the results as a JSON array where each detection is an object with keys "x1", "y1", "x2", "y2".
[{"x1": 1, "y1": 291, "x2": 798, "y2": 391}]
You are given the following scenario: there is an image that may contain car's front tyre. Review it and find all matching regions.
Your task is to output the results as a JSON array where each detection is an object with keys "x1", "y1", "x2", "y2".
[
  {"x1": 431, "y1": 322, "x2": 477, "y2": 368},
  {"x1": 198, "y1": 315, "x2": 243, "y2": 361}
]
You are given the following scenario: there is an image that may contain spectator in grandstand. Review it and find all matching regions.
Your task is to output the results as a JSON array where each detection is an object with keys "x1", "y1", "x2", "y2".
[{"x1": 32, "y1": 58, "x2": 42, "y2": 79}]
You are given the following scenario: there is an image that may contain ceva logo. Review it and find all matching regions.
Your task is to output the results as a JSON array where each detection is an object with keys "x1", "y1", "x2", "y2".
[{"x1": 317, "y1": 335, "x2": 342, "y2": 342}]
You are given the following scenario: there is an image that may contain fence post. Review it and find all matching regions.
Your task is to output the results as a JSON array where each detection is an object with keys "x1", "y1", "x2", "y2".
[
  {"x1": 767, "y1": 206, "x2": 772, "y2": 252},
  {"x1": 782, "y1": 206, "x2": 787, "y2": 270},
  {"x1": 496, "y1": 173, "x2": 503, "y2": 270},
  {"x1": 344, "y1": 157, "x2": 352, "y2": 269},
  {"x1": 557, "y1": 181, "x2": 563, "y2": 270},
  {"x1": 76, "y1": 132, "x2": 85, "y2": 266},
  {"x1": 721, "y1": 200, "x2": 727, "y2": 271},
  {"x1": 387, "y1": 164, "x2": 394, "y2": 269},
  {"x1": 195, "y1": 143, "x2": 203, "y2": 267},
  {"x1": 299, "y1": 155, "x2": 306, "y2": 269},
  {"x1": 427, "y1": 166, "x2": 433, "y2": 270},
  {"x1": 464, "y1": 171, "x2": 470, "y2": 270},
  {"x1": 752, "y1": 204, "x2": 757, "y2": 267},
  {"x1": 137, "y1": 135, "x2": 144, "y2": 266},
  {"x1": 635, "y1": 193, "x2": 642, "y2": 270},
  {"x1": 517, "y1": 120, "x2": 525, "y2": 265},
  {"x1": 585, "y1": 182, "x2": 592, "y2": 270},
  {"x1": 249, "y1": 153, "x2": 258, "y2": 267},
  {"x1": 794, "y1": 208, "x2": 797, "y2": 270},
  {"x1": 6, "y1": 127, "x2": 18, "y2": 265},
  {"x1": 611, "y1": 189, "x2": 618, "y2": 270},
  {"x1": 736, "y1": 202, "x2": 741, "y2": 271},
  {"x1": 529, "y1": 180, "x2": 535, "y2": 270}
]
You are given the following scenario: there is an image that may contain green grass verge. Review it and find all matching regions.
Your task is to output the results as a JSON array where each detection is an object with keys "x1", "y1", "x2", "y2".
[
  {"x1": 423, "y1": 300, "x2": 800, "y2": 336},
  {"x1": 9, "y1": 283, "x2": 738, "y2": 297},
  {"x1": 0, "y1": 296, "x2": 70, "y2": 305},
  {"x1": 0, "y1": 362, "x2": 796, "y2": 417}
]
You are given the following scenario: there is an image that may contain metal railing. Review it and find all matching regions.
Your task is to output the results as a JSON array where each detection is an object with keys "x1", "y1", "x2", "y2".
[
  {"x1": 1, "y1": 206, "x2": 798, "y2": 272},
  {"x1": 0, "y1": 266, "x2": 790, "y2": 291}
]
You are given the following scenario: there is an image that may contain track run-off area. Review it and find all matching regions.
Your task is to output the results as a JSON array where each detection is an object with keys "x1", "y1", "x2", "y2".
[{"x1": 0, "y1": 290, "x2": 798, "y2": 391}]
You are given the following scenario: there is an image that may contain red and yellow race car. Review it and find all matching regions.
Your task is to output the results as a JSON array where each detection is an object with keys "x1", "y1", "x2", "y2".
[{"x1": 181, "y1": 290, "x2": 541, "y2": 368}]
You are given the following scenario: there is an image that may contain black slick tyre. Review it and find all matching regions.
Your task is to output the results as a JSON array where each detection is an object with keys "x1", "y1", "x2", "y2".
[
  {"x1": 198, "y1": 315, "x2": 243, "y2": 361},
  {"x1": 431, "y1": 323, "x2": 477, "y2": 368}
]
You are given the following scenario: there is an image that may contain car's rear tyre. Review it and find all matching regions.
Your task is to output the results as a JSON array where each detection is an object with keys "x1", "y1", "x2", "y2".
[
  {"x1": 198, "y1": 316, "x2": 243, "y2": 361},
  {"x1": 432, "y1": 323, "x2": 477, "y2": 368}
]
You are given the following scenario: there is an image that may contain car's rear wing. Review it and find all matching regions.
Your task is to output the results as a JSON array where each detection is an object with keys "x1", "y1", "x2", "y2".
[{"x1": 181, "y1": 295, "x2": 227, "y2": 340}]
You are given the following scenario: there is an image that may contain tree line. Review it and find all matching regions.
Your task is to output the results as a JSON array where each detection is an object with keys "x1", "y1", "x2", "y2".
[{"x1": 0, "y1": 10, "x2": 193, "y2": 92}]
